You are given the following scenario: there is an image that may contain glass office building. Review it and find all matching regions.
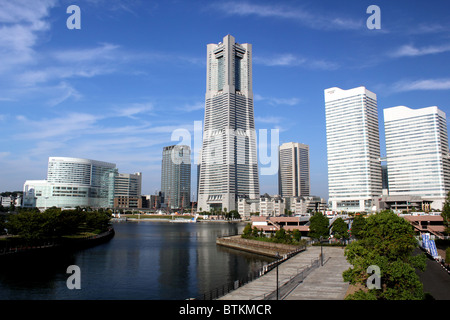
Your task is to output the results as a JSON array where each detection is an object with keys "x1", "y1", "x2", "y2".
[
  {"x1": 161, "y1": 145, "x2": 191, "y2": 210},
  {"x1": 23, "y1": 157, "x2": 117, "y2": 209}
]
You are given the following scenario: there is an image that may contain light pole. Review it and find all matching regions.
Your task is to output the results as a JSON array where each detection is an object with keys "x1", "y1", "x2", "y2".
[{"x1": 320, "y1": 236, "x2": 323, "y2": 266}]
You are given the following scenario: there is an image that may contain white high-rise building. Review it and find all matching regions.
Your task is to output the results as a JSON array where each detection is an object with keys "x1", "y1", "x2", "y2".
[
  {"x1": 278, "y1": 142, "x2": 310, "y2": 197},
  {"x1": 324, "y1": 86, "x2": 382, "y2": 211},
  {"x1": 384, "y1": 106, "x2": 450, "y2": 209},
  {"x1": 23, "y1": 157, "x2": 117, "y2": 210},
  {"x1": 197, "y1": 35, "x2": 259, "y2": 212}
]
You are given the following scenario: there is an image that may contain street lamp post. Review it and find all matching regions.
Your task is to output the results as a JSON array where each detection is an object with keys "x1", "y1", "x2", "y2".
[{"x1": 320, "y1": 236, "x2": 323, "y2": 266}]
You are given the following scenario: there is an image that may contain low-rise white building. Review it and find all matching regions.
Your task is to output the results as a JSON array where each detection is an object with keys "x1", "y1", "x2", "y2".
[
  {"x1": 259, "y1": 195, "x2": 285, "y2": 216},
  {"x1": 0, "y1": 196, "x2": 13, "y2": 207},
  {"x1": 237, "y1": 197, "x2": 259, "y2": 219}
]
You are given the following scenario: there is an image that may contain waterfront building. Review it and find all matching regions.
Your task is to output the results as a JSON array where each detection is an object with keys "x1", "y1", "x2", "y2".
[
  {"x1": 113, "y1": 196, "x2": 145, "y2": 210},
  {"x1": 250, "y1": 216, "x2": 310, "y2": 236},
  {"x1": 324, "y1": 86, "x2": 382, "y2": 212},
  {"x1": 23, "y1": 157, "x2": 117, "y2": 210},
  {"x1": 161, "y1": 145, "x2": 191, "y2": 209},
  {"x1": 259, "y1": 194, "x2": 285, "y2": 216},
  {"x1": 143, "y1": 192, "x2": 163, "y2": 210},
  {"x1": 383, "y1": 106, "x2": 450, "y2": 209},
  {"x1": 237, "y1": 196, "x2": 260, "y2": 219},
  {"x1": 197, "y1": 34, "x2": 260, "y2": 213},
  {"x1": 113, "y1": 172, "x2": 143, "y2": 209},
  {"x1": 0, "y1": 196, "x2": 12, "y2": 207},
  {"x1": 114, "y1": 172, "x2": 142, "y2": 198},
  {"x1": 287, "y1": 196, "x2": 327, "y2": 215},
  {"x1": 278, "y1": 142, "x2": 310, "y2": 197}
]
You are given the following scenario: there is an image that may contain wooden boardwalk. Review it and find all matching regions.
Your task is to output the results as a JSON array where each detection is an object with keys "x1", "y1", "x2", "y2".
[{"x1": 219, "y1": 246, "x2": 350, "y2": 300}]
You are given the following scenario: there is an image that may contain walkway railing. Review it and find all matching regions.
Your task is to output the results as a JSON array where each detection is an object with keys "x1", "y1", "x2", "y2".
[
  {"x1": 197, "y1": 244, "x2": 306, "y2": 300},
  {"x1": 262, "y1": 256, "x2": 321, "y2": 300}
]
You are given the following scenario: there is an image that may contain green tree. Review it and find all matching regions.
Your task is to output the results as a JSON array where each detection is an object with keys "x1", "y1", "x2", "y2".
[
  {"x1": 309, "y1": 212, "x2": 329, "y2": 240},
  {"x1": 0, "y1": 214, "x2": 8, "y2": 235},
  {"x1": 332, "y1": 217, "x2": 349, "y2": 241},
  {"x1": 292, "y1": 229, "x2": 302, "y2": 242},
  {"x1": 6, "y1": 210, "x2": 57, "y2": 241},
  {"x1": 274, "y1": 227, "x2": 288, "y2": 243},
  {"x1": 350, "y1": 215, "x2": 367, "y2": 239},
  {"x1": 226, "y1": 210, "x2": 240, "y2": 220},
  {"x1": 55, "y1": 209, "x2": 85, "y2": 236},
  {"x1": 242, "y1": 223, "x2": 252, "y2": 238},
  {"x1": 343, "y1": 211, "x2": 427, "y2": 300},
  {"x1": 85, "y1": 211, "x2": 111, "y2": 233}
]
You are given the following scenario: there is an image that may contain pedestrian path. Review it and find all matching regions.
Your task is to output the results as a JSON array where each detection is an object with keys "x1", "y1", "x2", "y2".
[
  {"x1": 284, "y1": 247, "x2": 350, "y2": 300},
  {"x1": 219, "y1": 246, "x2": 350, "y2": 300}
]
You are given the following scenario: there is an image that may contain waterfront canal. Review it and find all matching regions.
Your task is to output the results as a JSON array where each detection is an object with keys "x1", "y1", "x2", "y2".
[{"x1": 0, "y1": 221, "x2": 273, "y2": 300}]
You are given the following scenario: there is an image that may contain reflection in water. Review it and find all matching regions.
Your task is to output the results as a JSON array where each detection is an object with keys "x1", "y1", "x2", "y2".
[{"x1": 0, "y1": 221, "x2": 273, "y2": 300}]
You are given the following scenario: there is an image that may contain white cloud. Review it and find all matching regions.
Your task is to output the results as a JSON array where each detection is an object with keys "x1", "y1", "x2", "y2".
[
  {"x1": 255, "y1": 116, "x2": 282, "y2": 124},
  {"x1": 407, "y1": 23, "x2": 450, "y2": 35},
  {"x1": 391, "y1": 44, "x2": 450, "y2": 57},
  {"x1": 210, "y1": 1, "x2": 362, "y2": 31},
  {"x1": 254, "y1": 94, "x2": 300, "y2": 106},
  {"x1": 47, "y1": 82, "x2": 82, "y2": 107},
  {"x1": 393, "y1": 78, "x2": 450, "y2": 92},
  {"x1": 15, "y1": 112, "x2": 101, "y2": 140},
  {"x1": 180, "y1": 102, "x2": 204, "y2": 112},
  {"x1": 0, "y1": 0, "x2": 56, "y2": 71},
  {"x1": 114, "y1": 103, "x2": 154, "y2": 118},
  {"x1": 254, "y1": 53, "x2": 339, "y2": 70},
  {"x1": 51, "y1": 43, "x2": 121, "y2": 63},
  {"x1": 0, "y1": 151, "x2": 10, "y2": 158}
]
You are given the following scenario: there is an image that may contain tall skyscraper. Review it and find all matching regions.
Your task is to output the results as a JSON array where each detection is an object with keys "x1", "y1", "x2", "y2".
[
  {"x1": 161, "y1": 145, "x2": 191, "y2": 209},
  {"x1": 278, "y1": 142, "x2": 310, "y2": 197},
  {"x1": 384, "y1": 106, "x2": 450, "y2": 209},
  {"x1": 324, "y1": 86, "x2": 382, "y2": 211},
  {"x1": 197, "y1": 35, "x2": 260, "y2": 212},
  {"x1": 23, "y1": 157, "x2": 117, "y2": 209}
]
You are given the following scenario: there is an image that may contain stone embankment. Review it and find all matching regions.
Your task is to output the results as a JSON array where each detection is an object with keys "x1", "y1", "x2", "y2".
[{"x1": 216, "y1": 235, "x2": 304, "y2": 258}]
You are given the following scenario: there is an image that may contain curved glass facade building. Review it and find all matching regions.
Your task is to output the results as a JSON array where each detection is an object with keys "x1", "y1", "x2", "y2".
[{"x1": 23, "y1": 157, "x2": 117, "y2": 209}]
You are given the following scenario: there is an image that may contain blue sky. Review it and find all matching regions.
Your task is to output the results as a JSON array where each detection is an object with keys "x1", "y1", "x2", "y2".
[{"x1": 1, "y1": 0, "x2": 450, "y2": 200}]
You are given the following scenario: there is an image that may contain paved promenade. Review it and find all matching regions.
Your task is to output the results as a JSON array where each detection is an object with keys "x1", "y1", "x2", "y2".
[{"x1": 219, "y1": 246, "x2": 351, "y2": 300}]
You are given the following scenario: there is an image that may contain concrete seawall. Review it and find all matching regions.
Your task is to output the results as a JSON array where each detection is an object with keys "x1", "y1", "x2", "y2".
[{"x1": 216, "y1": 235, "x2": 304, "y2": 258}]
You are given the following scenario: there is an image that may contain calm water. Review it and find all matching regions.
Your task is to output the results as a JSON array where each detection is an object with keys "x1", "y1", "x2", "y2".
[{"x1": 0, "y1": 221, "x2": 273, "y2": 300}]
